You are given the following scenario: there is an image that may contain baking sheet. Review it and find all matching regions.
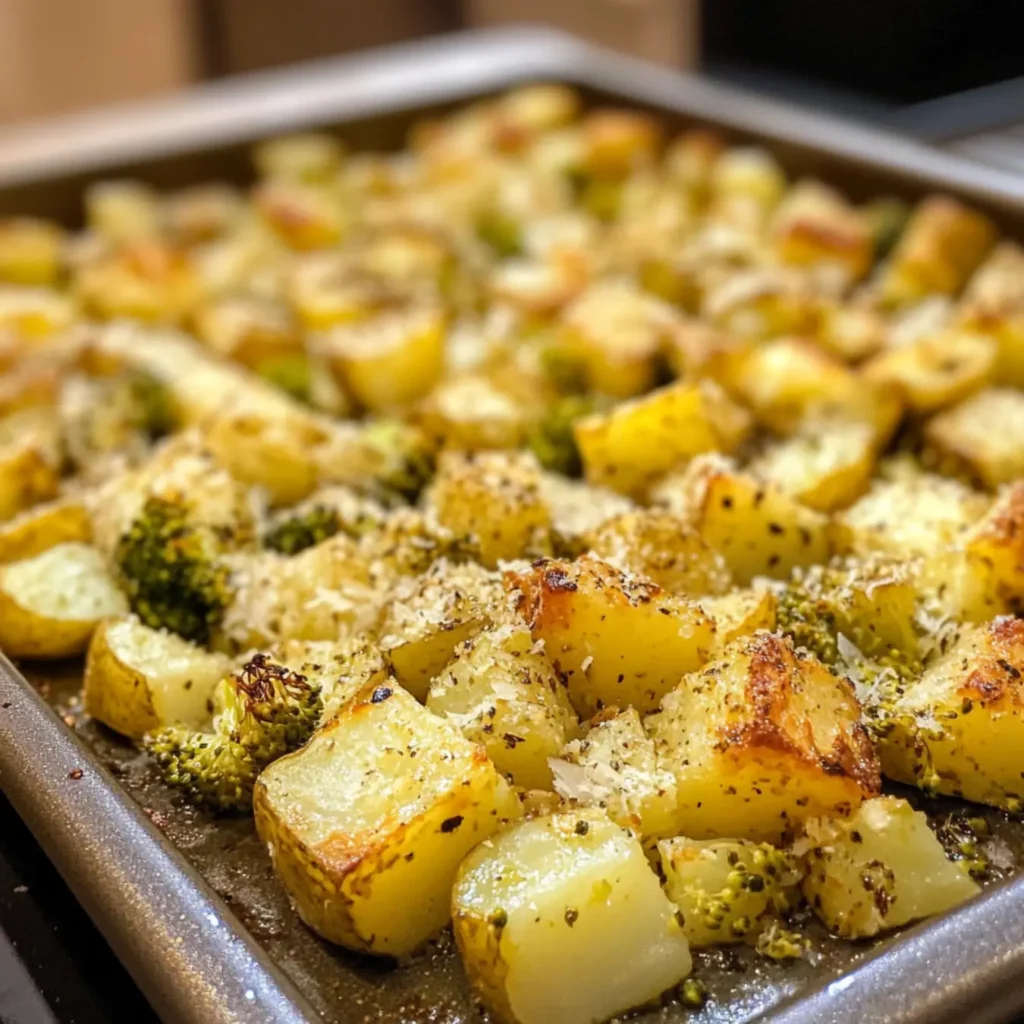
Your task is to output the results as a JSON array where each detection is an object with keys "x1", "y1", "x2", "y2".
[{"x1": 3, "y1": 26, "x2": 1024, "y2": 1024}]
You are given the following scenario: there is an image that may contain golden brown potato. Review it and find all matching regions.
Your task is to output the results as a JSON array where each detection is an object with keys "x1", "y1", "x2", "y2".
[
  {"x1": 647, "y1": 632, "x2": 880, "y2": 841},
  {"x1": 749, "y1": 421, "x2": 876, "y2": 512},
  {"x1": 731, "y1": 337, "x2": 902, "y2": 441},
  {"x1": 427, "y1": 623, "x2": 578, "y2": 789},
  {"x1": 84, "y1": 616, "x2": 229, "y2": 739},
  {"x1": 378, "y1": 559, "x2": 507, "y2": 701},
  {"x1": 254, "y1": 680, "x2": 521, "y2": 956},
  {"x1": 863, "y1": 330, "x2": 995, "y2": 414},
  {"x1": 924, "y1": 387, "x2": 1024, "y2": 490},
  {"x1": 506, "y1": 555, "x2": 714, "y2": 716},
  {"x1": 574, "y1": 379, "x2": 751, "y2": 496},
  {"x1": 770, "y1": 180, "x2": 872, "y2": 284},
  {"x1": 557, "y1": 280, "x2": 677, "y2": 398},
  {"x1": 0, "y1": 543, "x2": 128, "y2": 658},
  {"x1": 801, "y1": 797, "x2": 978, "y2": 938},
  {"x1": 879, "y1": 617, "x2": 1024, "y2": 809},
  {"x1": 0, "y1": 498, "x2": 91, "y2": 563},
  {"x1": 878, "y1": 195, "x2": 996, "y2": 308},
  {"x1": 254, "y1": 132, "x2": 344, "y2": 182},
  {"x1": 658, "y1": 455, "x2": 831, "y2": 584},
  {"x1": 701, "y1": 586, "x2": 778, "y2": 649},
  {"x1": 584, "y1": 508, "x2": 732, "y2": 596},
  {"x1": 426, "y1": 450, "x2": 551, "y2": 569},
  {"x1": 550, "y1": 707, "x2": 678, "y2": 837},
  {"x1": 0, "y1": 408, "x2": 61, "y2": 522},
  {"x1": 0, "y1": 218, "x2": 64, "y2": 286}
]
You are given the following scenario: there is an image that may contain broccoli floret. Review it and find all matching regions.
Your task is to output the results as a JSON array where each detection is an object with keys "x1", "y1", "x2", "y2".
[
  {"x1": 527, "y1": 395, "x2": 598, "y2": 477},
  {"x1": 145, "y1": 727, "x2": 257, "y2": 813},
  {"x1": 476, "y1": 207, "x2": 523, "y2": 258},
  {"x1": 361, "y1": 420, "x2": 435, "y2": 503},
  {"x1": 127, "y1": 372, "x2": 176, "y2": 439},
  {"x1": 115, "y1": 497, "x2": 232, "y2": 645},
  {"x1": 775, "y1": 579, "x2": 840, "y2": 666},
  {"x1": 145, "y1": 653, "x2": 322, "y2": 813},
  {"x1": 255, "y1": 353, "x2": 312, "y2": 404},
  {"x1": 263, "y1": 503, "x2": 341, "y2": 555}
]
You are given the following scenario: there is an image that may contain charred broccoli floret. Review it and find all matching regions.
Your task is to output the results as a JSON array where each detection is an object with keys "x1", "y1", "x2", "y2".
[
  {"x1": 526, "y1": 395, "x2": 598, "y2": 477},
  {"x1": 263, "y1": 503, "x2": 341, "y2": 555},
  {"x1": 362, "y1": 420, "x2": 435, "y2": 503},
  {"x1": 114, "y1": 497, "x2": 232, "y2": 645},
  {"x1": 145, "y1": 653, "x2": 322, "y2": 813}
]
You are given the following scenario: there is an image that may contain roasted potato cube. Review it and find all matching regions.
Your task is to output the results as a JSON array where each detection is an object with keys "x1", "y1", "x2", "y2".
[
  {"x1": 947, "y1": 482, "x2": 1024, "y2": 621},
  {"x1": 0, "y1": 498, "x2": 91, "y2": 563},
  {"x1": 322, "y1": 304, "x2": 446, "y2": 413},
  {"x1": 878, "y1": 196, "x2": 996, "y2": 307},
  {"x1": 658, "y1": 838, "x2": 801, "y2": 948},
  {"x1": 220, "y1": 536, "x2": 379, "y2": 651},
  {"x1": 731, "y1": 337, "x2": 901, "y2": 441},
  {"x1": 0, "y1": 408, "x2": 60, "y2": 522},
  {"x1": 924, "y1": 387, "x2": 1024, "y2": 490},
  {"x1": 0, "y1": 218, "x2": 64, "y2": 286},
  {"x1": 574, "y1": 380, "x2": 752, "y2": 496},
  {"x1": 815, "y1": 300, "x2": 887, "y2": 363},
  {"x1": 253, "y1": 179, "x2": 345, "y2": 250},
  {"x1": 540, "y1": 473, "x2": 634, "y2": 557},
  {"x1": 558, "y1": 280, "x2": 676, "y2": 398},
  {"x1": 770, "y1": 180, "x2": 872, "y2": 284},
  {"x1": 85, "y1": 180, "x2": 160, "y2": 242},
  {"x1": 880, "y1": 618, "x2": 1024, "y2": 809},
  {"x1": 833, "y1": 469, "x2": 988, "y2": 561},
  {"x1": 701, "y1": 586, "x2": 777, "y2": 649},
  {"x1": 493, "y1": 84, "x2": 581, "y2": 143},
  {"x1": 665, "y1": 128, "x2": 725, "y2": 203},
  {"x1": 506, "y1": 555, "x2": 714, "y2": 716},
  {"x1": 75, "y1": 241, "x2": 201, "y2": 324},
  {"x1": 662, "y1": 456, "x2": 831, "y2": 584},
  {"x1": 584, "y1": 508, "x2": 731, "y2": 596},
  {"x1": 200, "y1": 399, "x2": 332, "y2": 507},
  {"x1": 708, "y1": 147, "x2": 786, "y2": 229},
  {"x1": 750, "y1": 421, "x2": 876, "y2": 512},
  {"x1": 191, "y1": 294, "x2": 300, "y2": 369},
  {"x1": 0, "y1": 542, "x2": 128, "y2": 658},
  {"x1": 427, "y1": 623, "x2": 578, "y2": 789},
  {"x1": 863, "y1": 330, "x2": 995, "y2": 414},
  {"x1": 84, "y1": 616, "x2": 229, "y2": 738},
  {"x1": 417, "y1": 375, "x2": 530, "y2": 451},
  {"x1": 254, "y1": 681, "x2": 520, "y2": 956},
  {"x1": 452, "y1": 809, "x2": 691, "y2": 1024},
  {"x1": 664, "y1": 318, "x2": 756, "y2": 393},
  {"x1": 958, "y1": 242, "x2": 1024, "y2": 387},
  {"x1": 580, "y1": 109, "x2": 662, "y2": 177},
  {"x1": 702, "y1": 267, "x2": 819, "y2": 341},
  {"x1": 426, "y1": 450, "x2": 551, "y2": 569},
  {"x1": 550, "y1": 708, "x2": 678, "y2": 837},
  {"x1": 379, "y1": 560, "x2": 506, "y2": 701},
  {"x1": 0, "y1": 285, "x2": 76, "y2": 340},
  {"x1": 647, "y1": 632, "x2": 880, "y2": 841},
  {"x1": 801, "y1": 796, "x2": 978, "y2": 938},
  {"x1": 254, "y1": 132, "x2": 344, "y2": 182}
]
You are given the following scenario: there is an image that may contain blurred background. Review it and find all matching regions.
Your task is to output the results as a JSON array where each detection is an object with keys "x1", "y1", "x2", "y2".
[{"x1": 3, "y1": 0, "x2": 1022, "y2": 138}]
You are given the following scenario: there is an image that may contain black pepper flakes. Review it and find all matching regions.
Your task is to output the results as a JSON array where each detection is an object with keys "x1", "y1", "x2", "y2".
[
  {"x1": 371, "y1": 686, "x2": 393, "y2": 704},
  {"x1": 440, "y1": 815, "x2": 464, "y2": 834}
]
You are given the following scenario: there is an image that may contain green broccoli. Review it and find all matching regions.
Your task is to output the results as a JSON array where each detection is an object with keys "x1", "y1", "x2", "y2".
[
  {"x1": 476, "y1": 207, "x2": 523, "y2": 258},
  {"x1": 263, "y1": 503, "x2": 341, "y2": 555},
  {"x1": 114, "y1": 497, "x2": 232, "y2": 645},
  {"x1": 255, "y1": 353, "x2": 313, "y2": 404},
  {"x1": 361, "y1": 420, "x2": 435, "y2": 503},
  {"x1": 127, "y1": 372, "x2": 176, "y2": 439},
  {"x1": 775, "y1": 577, "x2": 840, "y2": 666},
  {"x1": 145, "y1": 653, "x2": 323, "y2": 813},
  {"x1": 527, "y1": 395, "x2": 599, "y2": 477}
]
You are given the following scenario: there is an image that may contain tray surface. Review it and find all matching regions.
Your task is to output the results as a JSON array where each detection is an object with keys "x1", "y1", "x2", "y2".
[{"x1": 3, "y1": 26, "x2": 1024, "y2": 1024}]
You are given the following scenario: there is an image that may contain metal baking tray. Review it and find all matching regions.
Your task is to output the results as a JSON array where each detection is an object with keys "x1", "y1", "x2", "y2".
[{"x1": 3, "y1": 25, "x2": 1024, "y2": 1024}]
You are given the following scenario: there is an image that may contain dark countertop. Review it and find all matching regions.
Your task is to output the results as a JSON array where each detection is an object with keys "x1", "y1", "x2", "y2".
[{"x1": 0, "y1": 793, "x2": 156, "y2": 1024}]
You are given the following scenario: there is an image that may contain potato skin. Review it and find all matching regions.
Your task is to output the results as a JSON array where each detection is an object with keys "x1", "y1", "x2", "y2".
[
  {"x1": 254, "y1": 682, "x2": 520, "y2": 956},
  {"x1": 0, "y1": 499, "x2": 91, "y2": 563},
  {"x1": 0, "y1": 543, "x2": 127, "y2": 659}
]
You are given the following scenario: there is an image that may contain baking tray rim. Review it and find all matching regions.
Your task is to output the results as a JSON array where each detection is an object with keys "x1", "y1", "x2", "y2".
[{"x1": 1, "y1": 24, "x2": 1024, "y2": 1024}]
